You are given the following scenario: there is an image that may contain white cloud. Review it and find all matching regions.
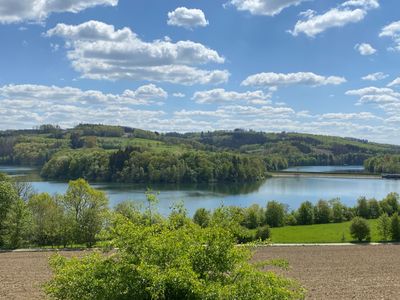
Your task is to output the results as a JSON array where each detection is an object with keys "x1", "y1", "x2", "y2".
[
  {"x1": 387, "y1": 77, "x2": 400, "y2": 87},
  {"x1": 0, "y1": 83, "x2": 167, "y2": 106},
  {"x1": 167, "y1": 7, "x2": 209, "y2": 29},
  {"x1": 192, "y1": 89, "x2": 271, "y2": 105},
  {"x1": 46, "y1": 21, "x2": 229, "y2": 85},
  {"x1": 290, "y1": 1, "x2": 378, "y2": 37},
  {"x1": 227, "y1": 0, "x2": 309, "y2": 16},
  {"x1": 341, "y1": 0, "x2": 379, "y2": 9},
  {"x1": 355, "y1": 43, "x2": 377, "y2": 55},
  {"x1": 241, "y1": 72, "x2": 346, "y2": 88},
  {"x1": 290, "y1": 8, "x2": 366, "y2": 37},
  {"x1": 319, "y1": 112, "x2": 379, "y2": 121},
  {"x1": 380, "y1": 21, "x2": 400, "y2": 51},
  {"x1": 0, "y1": 0, "x2": 118, "y2": 24},
  {"x1": 0, "y1": 84, "x2": 167, "y2": 129},
  {"x1": 172, "y1": 92, "x2": 186, "y2": 98},
  {"x1": 346, "y1": 86, "x2": 400, "y2": 105},
  {"x1": 362, "y1": 72, "x2": 388, "y2": 81}
]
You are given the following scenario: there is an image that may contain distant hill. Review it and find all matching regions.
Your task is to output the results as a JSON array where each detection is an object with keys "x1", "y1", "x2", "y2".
[{"x1": 1, "y1": 124, "x2": 400, "y2": 183}]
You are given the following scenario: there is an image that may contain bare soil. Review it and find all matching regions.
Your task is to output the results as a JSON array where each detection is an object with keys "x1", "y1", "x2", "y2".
[
  {"x1": 1, "y1": 245, "x2": 400, "y2": 299},
  {"x1": 253, "y1": 245, "x2": 400, "y2": 299}
]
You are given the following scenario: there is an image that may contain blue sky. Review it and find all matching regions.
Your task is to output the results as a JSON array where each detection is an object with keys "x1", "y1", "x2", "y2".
[{"x1": 0, "y1": 0, "x2": 400, "y2": 143}]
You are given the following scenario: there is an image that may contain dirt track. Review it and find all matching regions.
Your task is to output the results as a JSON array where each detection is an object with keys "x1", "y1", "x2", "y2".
[{"x1": 1, "y1": 245, "x2": 400, "y2": 299}]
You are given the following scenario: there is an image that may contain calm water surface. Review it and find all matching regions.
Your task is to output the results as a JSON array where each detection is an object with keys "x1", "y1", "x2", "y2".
[{"x1": 2, "y1": 165, "x2": 399, "y2": 215}]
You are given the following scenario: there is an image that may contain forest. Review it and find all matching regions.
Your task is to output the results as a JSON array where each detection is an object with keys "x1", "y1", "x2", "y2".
[
  {"x1": 364, "y1": 155, "x2": 400, "y2": 174},
  {"x1": 1, "y1": 124, "x2": 400, "y2": 183}
]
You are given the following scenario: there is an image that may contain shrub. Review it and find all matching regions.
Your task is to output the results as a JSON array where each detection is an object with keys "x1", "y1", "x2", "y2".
[
  {"x1": 193, "y1": 208, "x2": 211, "y2": 228},
  {"x1": 255, "y1": 225, "x2": 271, "y2": 241},
  {"x1": 45, "y1": 219, "x2": 304, "y2": 300},
  {"x1": 350, "y1": 217, "x2": 370, "y2": 242},
  {"x1": 377, "y1": 213, "x2": 391, "y2": 241},
  {"x1": 265, "y1": 201, "x2": 286, "y2": 227},
  {"x1": 391, "y1": 213, "x2": 400, "y2": 241},
  {"x1": 314, "y1": 200, "x2": 331, "y2": 224}
]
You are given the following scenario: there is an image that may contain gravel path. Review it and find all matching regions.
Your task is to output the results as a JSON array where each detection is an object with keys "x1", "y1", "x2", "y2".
[{"x1": 1, "y1": 245, "x2": 400, "y2": 299}]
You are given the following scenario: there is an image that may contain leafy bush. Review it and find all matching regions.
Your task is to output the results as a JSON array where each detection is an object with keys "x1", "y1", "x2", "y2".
[
  {"x1": 391, "y1": 213, "x2": 400, "y2": 241},
  {"x1": 350, "y1": 217, "x2": 370, "y2": 242},
  {"x1": 45, "y1": 219, "x2": 304, "y2": 300},
  {"x1": 377, "y1": 213, "x2": 391, "y2": 241},
  {"x1": 255, "y1": 225, "x2": 271, "y2": 241}
]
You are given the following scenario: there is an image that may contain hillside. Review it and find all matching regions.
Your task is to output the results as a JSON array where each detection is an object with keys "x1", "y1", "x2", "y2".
[{"x1": 1, "y1": 124, "x2": 400, "y2": 183}]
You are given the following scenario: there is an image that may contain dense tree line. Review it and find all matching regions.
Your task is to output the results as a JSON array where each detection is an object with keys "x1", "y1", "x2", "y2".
[
  {"x1": 42, "y1": 147, "x2": 267, "y2": 183},
  {"x1": 0, "y1": 175, "x2": 108, "y2": 249},
  {"x1": 364, "y1": 155, "x2": 400, "y2": 174}
]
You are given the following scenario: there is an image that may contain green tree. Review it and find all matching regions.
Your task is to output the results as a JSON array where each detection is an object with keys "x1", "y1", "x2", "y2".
[
  {"x1": 62, "y1": 179, "x2": 108, "y2": 247},
  {"x1": 45, "y1": 219, "x2": 304, "y2": 300},
  {"x1": 297, "y1": 201, "x2": 314, "y2": 225},
  {"x1": 350, "y1": 217, "x2": 370, "y2": 242},
  {"x1": 377, "y1": 213, "x2": 391, "y2": 241},
  {"x1": 330, "y1": 199, "x2": 344, "y2": 223},
  {"x1": 314, "y1": 200, "x2": 331, "y2": 224},
  {"x1": 193, "y1": 208, "x2": 211, "y2": 228},
  {"x1": 265, "y1": 201, "x2": 286, "y2": 227},
  {"x1": 242, "y1": 204, "x2": 264, "y2": 229},
  {"x1": 0, "y1": 181, "x2": 19, "y2": 246},
  {"x1": 380, "y1": 193, "x2": 399, "y2": 216},
  {"x1": 3, "y1": 198, "x2": 32, "y2": 249},
  {"x1": 28, "y1": 193, "x2": 64, "y2": 247},
  {"x1": 368, "y1": 199, "x2": 381, "y2": 219},
  {"x1": 391, "y1": 213, "x2": 400, "y2": 241},
  {"x1": 356, "y1": 197, "x2": 370, "y2": 219}
]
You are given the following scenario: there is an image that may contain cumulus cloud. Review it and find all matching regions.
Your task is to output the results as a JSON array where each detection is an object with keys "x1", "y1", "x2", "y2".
[
  {"x1": 241, "y1": 72, "x2": 346, "y2": 88},
  {"x1": 362, "y1": 72, "x2": 388, "y2": 81},
  {"x1": 0, "y1": 84, "x2": 167, "y2": 129},
  {"x1": 167, "y1": 7, "x2": 209, "y2": 29},
  {"x1": 380, "y1": 21, "x2": 400, "y2": 51},
  {"x1": 355, "y1": 43, "x2": 377, "y2": 55},
  {"x1": 0, "y1": 83, "x2": 167, "y2": 106},
  {"x1": 226, "y1": 0, "x2": 309, "y2": 16},
  {"x1": 387, "y1": 77, "x2": 400, "y2": 87},
  {"x1": 346, "y1": 86, "x2": 400, "y2": 105},
  {"x1": 46, "y1": 21, "x2": 229, "y2": 85},
  {"x1": 0, "y1": 0, "x2": 118, "y2": 24},
  {"x1": 290, "y1": 0, "x2": 378, "y2": 37},
  {"x1": 192, "y1": 89, "x2": 271, "y2": 105}
]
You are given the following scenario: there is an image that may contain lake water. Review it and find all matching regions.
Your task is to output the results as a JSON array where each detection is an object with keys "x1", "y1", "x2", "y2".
[{"x1": 1, "y1": 165, "x2": 400, "y2": 215}]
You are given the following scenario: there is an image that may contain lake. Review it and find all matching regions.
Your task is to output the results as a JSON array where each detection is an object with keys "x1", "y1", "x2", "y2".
[{"x1": 1, "y1": 165, "x2": 400, "y2": 216}]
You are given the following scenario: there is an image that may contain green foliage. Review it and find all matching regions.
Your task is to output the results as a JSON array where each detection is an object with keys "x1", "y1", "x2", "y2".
[
  {"x1": 380, "y1": 193, "x2": 399, "y2": 216},
  {"x1": 390, "y1": 213, "x2": 400, "y2": 241},
  {"x1": 364, "y1": 155, "x2": 400, "y2": 174},
  {"x1": 297, "y1": 201, "x2": 314, "y2": 225},
  {"x1": 0, "y1": 181, "x2": 19, "y2": 246},
  {"x1": 314, "y1": 200, "x2": 332, "y2": 224},
  {"x1": 193, "y1": 208, "x2": 211, "y2": 228},
  {"x1": 2, "y1": 198, "x2": 32, "y2": 249},
  {"x1": 350, "y1": 217, "x2": 371, "y2": 242},
  {"x1": 356, "y1": 197, "x2": 370, "y2": 219},
  {"x1": 62, "y1": 179, "x2": 109, "y2": 247},
  {"x1": 255, "y1": 225, "x2": 271, "y2": 241},
  {"x1": 265, "y1": 201, "x2": 286, "y2": 227},
  {"x1": 377, "y1": 213, "x2": 391, "y2": 241},
  {"x1": 242, "y1": 204, "x2": 264, "y2": 229},
  {"x1": 45, "y1": 219, "x2": 304, "y2": 300},
  {"x1": 28, "y1": 193, "x2": 65, "y2": 247}
]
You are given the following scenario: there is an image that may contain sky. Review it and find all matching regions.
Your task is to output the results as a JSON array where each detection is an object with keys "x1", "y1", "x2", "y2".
[{"x1": 0, "y1": 0, "x2": 400, "y2": 143}]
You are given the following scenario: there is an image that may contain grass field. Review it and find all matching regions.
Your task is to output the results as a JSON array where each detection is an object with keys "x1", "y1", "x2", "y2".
[{"x1": 270, "y1": 219, "x2": 380, "y2": 243}]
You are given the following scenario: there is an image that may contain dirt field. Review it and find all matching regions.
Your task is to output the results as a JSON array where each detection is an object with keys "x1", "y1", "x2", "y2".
[{"x1": 1, "y1": 245, "x2": 400, "y2": 299}]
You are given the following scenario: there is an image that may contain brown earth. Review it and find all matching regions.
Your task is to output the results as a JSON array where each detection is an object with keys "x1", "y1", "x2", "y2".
[{"x1": 1, "y1": 245, "x2": 400, "y2": 299}]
